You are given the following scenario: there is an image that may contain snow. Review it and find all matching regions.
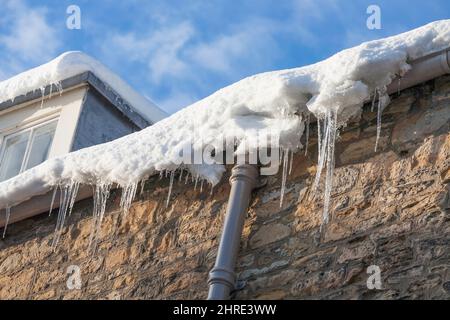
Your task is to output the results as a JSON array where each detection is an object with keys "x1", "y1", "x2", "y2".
[
  {"x1": 0, "y1": 51, "x2": 167, "y2": 124},
  {"x1": 0, "y1": 20, "x2": 450, "y2": 226}
]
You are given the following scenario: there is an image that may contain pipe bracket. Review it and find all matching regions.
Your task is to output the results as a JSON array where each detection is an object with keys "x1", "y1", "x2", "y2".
[{"x1": 208, "y1": 267, "x2": 236, "y2": 289}]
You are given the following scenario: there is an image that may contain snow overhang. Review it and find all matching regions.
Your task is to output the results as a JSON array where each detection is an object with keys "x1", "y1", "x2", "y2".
[{"x1": 1, "y1": 20, "x2": 450, "y2": 229}]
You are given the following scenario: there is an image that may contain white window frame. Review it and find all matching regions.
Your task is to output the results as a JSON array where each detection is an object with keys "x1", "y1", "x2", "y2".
[{"x1": 0, "y1": 116, "x2": 59, "y2": 179}]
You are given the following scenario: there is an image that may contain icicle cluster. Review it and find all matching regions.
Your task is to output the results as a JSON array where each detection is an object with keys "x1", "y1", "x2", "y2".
[{"x1": 1, "y1": 20, "x2": 450, "y2": 243}]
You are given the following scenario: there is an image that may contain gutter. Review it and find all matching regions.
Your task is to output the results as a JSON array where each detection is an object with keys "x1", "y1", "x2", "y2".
[{"x1": 386, "y1": 48, "x2": 450, "y2": 94}]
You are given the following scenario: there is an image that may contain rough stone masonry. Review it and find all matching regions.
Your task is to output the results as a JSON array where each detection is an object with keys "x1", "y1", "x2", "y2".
[{"x1": 0, "y1": 75, "x2": 449, "y2": 300}]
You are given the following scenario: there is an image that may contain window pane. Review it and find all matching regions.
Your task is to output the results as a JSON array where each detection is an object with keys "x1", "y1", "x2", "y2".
[
  {"x1": 25, "y1": 121, "x2": 57, "y2": 170},
  {"x1": 0, "y1": 131, "x2": 29, "y2": 182}
]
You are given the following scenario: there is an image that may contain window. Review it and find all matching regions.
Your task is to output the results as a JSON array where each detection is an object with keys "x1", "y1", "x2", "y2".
[{"x1": 0, "y1": 120, "x2": 58, "y2": 182}]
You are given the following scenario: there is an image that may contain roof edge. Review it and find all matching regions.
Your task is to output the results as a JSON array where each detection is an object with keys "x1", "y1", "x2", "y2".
[{"x1": 0, "y1": 71, "x2": 150, "y2": 129}]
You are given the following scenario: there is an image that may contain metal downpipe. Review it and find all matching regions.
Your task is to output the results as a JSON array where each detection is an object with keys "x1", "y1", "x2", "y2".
[{"x1": 207, "y1": 164, "x2": 259, "y2": 300}]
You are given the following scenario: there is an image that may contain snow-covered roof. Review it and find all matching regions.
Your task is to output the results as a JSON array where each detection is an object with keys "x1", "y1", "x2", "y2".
[
  {"x1": 0, "y1": 51, "x2": 167, "y2": 124},
  {"x1": 0, "y1": 20, "x2": 449, "y2": 220}
]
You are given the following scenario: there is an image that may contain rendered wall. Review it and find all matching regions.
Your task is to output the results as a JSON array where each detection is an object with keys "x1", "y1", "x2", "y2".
[
  {"x1": 0, "y1": 86, "x2": 87, "y2": 159},
  {"x1": 0, "y1": 75, "x2": 449, "y2": 300}
]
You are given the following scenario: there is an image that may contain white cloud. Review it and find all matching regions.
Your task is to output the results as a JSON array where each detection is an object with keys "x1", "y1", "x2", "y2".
[
  {"x1": 109, "y1": 22, "x2": 195, "y2": 82},
  {"x1": 106, "y1": 17, "x2": 283, "y2": 80},
  {"x1": 101, "y1": 17, "x2": 285, "y2": 112},
  {"x1": 96, "y1": 0, "x2": 350, "y2": 113},
  {"x1": 0, "y1": 0, "x2": 60, "y2": 77},
  {"x1": 188, "y1": 20, "x2": 280, "y2": 75},
  {"x1": 155, "y1": 91, "x2": 198, "y2": 114}
]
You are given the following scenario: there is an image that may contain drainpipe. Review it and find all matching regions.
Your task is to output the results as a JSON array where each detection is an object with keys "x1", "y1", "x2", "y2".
[
  {"x1": 207, "y1": 164, "x2": 259, "y2": 300},
  {"x1": 386, "y1": 48, "x2": 450, "y2": 94}
]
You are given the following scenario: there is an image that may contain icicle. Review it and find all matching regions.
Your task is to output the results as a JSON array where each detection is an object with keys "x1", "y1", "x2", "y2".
[
  {"x1": 305, "y1": 113, "x2": 310, "y2": 156},
  {"x1": 374, "y1": 96, "x2": 383, "y2": 152},
  {"x1": 119, "y1": 182, "x2": 138, "y2": 217},
  {"x1": 55, "y1": 81, "x2": 63, "y2": 96},
  {"x1": 322, "y1": 110, "x2": 337, "y2": 225},
  {"x1": 210, "y1": 185, "x2": 214, "y2": 196},
  {"x1": 317, "y1": 118, "x2": 322, "y2": 165},
  {"x1": 312, "y1": 116, "x2": 328, "y2": 194},
  {"x1": 279, "y1": 146, "x2": 282, "y2": 164},
  {"x1": 67, "y1": 182, "x2": 80, "y2": 217},
  {"x1": 194, "y1": 174, "x2": 199, "y2": 190},
  {"x1": 179, "y1": 168, "x2": 184, "y2": 182},
  {"x1": 48, "y1": 84, "x2": 53, "y2": 99},
  {"x1": 48, "y1": 187, "x2": 58, "y2": 216},
  {"x1": 89, "y1": 184, "x2": 112, "y2": 251},
  {"x1": 166, "y1": 171, "x2": 175, "y2": 208},
  {"x1": 397, "y1": 77, "x2": 402, "y2": 95},
  {"x1": 185, "y1": 172, "x2": 190, "y2": 184},
  {"x1": 159, "y1": 171, "x2": 163, "y2": 180},
  {"x1": 52, "y1": 181, "x2": 80, "y2": 248},
  {"x1": 289, "y1": 149, "x2": 294, "y2": 175},
  {"x1": 2, "y1": 207, "x2": 11, "y2": 238},
  {"x1": 40, "y1": 87, "x2": 45, "y2": 108},
  {"x1": 139, "y1": 177, "x2": 147, "y2": 196},
  {"x1": 371, "y1": 88, "x2": 377, "y2": 112},
  {"x1": 280, "y1": 149, "x2": 289, "y2": 208},
  {"x1": 200, "y1": 179, "x2": 204, "y2": 193}
]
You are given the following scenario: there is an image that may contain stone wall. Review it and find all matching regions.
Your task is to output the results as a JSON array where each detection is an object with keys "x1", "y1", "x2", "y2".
[{"x1": 0, "y1": 75, "x2": 449, "y2": 300}]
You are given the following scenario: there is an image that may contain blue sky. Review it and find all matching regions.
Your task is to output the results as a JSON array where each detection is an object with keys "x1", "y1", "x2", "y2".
[{"x1": 0, "y1": 0, "x2": 449, "y2": 114}]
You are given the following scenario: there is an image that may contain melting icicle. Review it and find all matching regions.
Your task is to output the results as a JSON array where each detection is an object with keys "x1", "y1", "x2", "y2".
[
  {"x1": 55, "y1": 81, "x2": 63, "y2": 96},
  {"x1": 89, "y1": 184, "x2": 112, "y2": 250},
  {"x1": 52, "y1": 181, "x2": 80, "y2": 248},
  {"x1": 68, "y1": 182, "x2": 80, "y2": 217},
  {"x1": 40, "y1": 87, "x2": 45, "y2": 108},
  {"x1": 374, "y1": 96, "x2": 383, "y2": 152},
  {"x1": 305, "y1": 113, "x2": 310, "y2": 156},
  {"x1": 200, "y1": 179, "x2": 204, "y2": 193},
  {"x1": 322, "y1": 110, "x2": 337, "y2": 225},
  {"x1": 371, "y1": 89, "x2": 377, "y2": 112},
  {"x1": 194, "y1": 174, "x2": 199, "y2": 190},
  {"x1": 317, "y1": 118, "x2": 323, "y2": 166},
  {"x1": 280, "y1": 149, "x2": 289, "y2": 208},
  {"x1": 48, "y1": 187, "x2": 58, "y2": 216},
  {"x1": 310, "y1": 109, "x2": 339, "y2": 225},
  {"x1": 166, "y1": 171, "x2": 175, "y2": 208},
  {"x1": 179, "y1": 168, "x2": 184, "y2": 182},
  {"x1": 2, "y1": 207, "x2": 11, "y2": 238},
  {"x1": 312, "y1": 117, "x2": 328, "y2": 194},
  {"x1": 139, "y1": 177, "x2": 147, "y2": 196},
  {"x1": 48, "y1": 84, "x2": 53, "y2": 99},
  {"x1": 120, "y1": 182, "x2": 138, "y2": 217},
  {"x1": 289, "y1": 149, "x2": 294, "y2": 175}
]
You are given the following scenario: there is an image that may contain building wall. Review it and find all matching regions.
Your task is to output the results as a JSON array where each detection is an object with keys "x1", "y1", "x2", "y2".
[
  {"x1": 0, "y1": 86, "x2": 87, "y2": 158},
  {"x1": 0, "y1": 76, "x2": 449, "y2": 300},
  {"x1": 71, "y1": 87, "x2": 140, "y2": 151}
]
